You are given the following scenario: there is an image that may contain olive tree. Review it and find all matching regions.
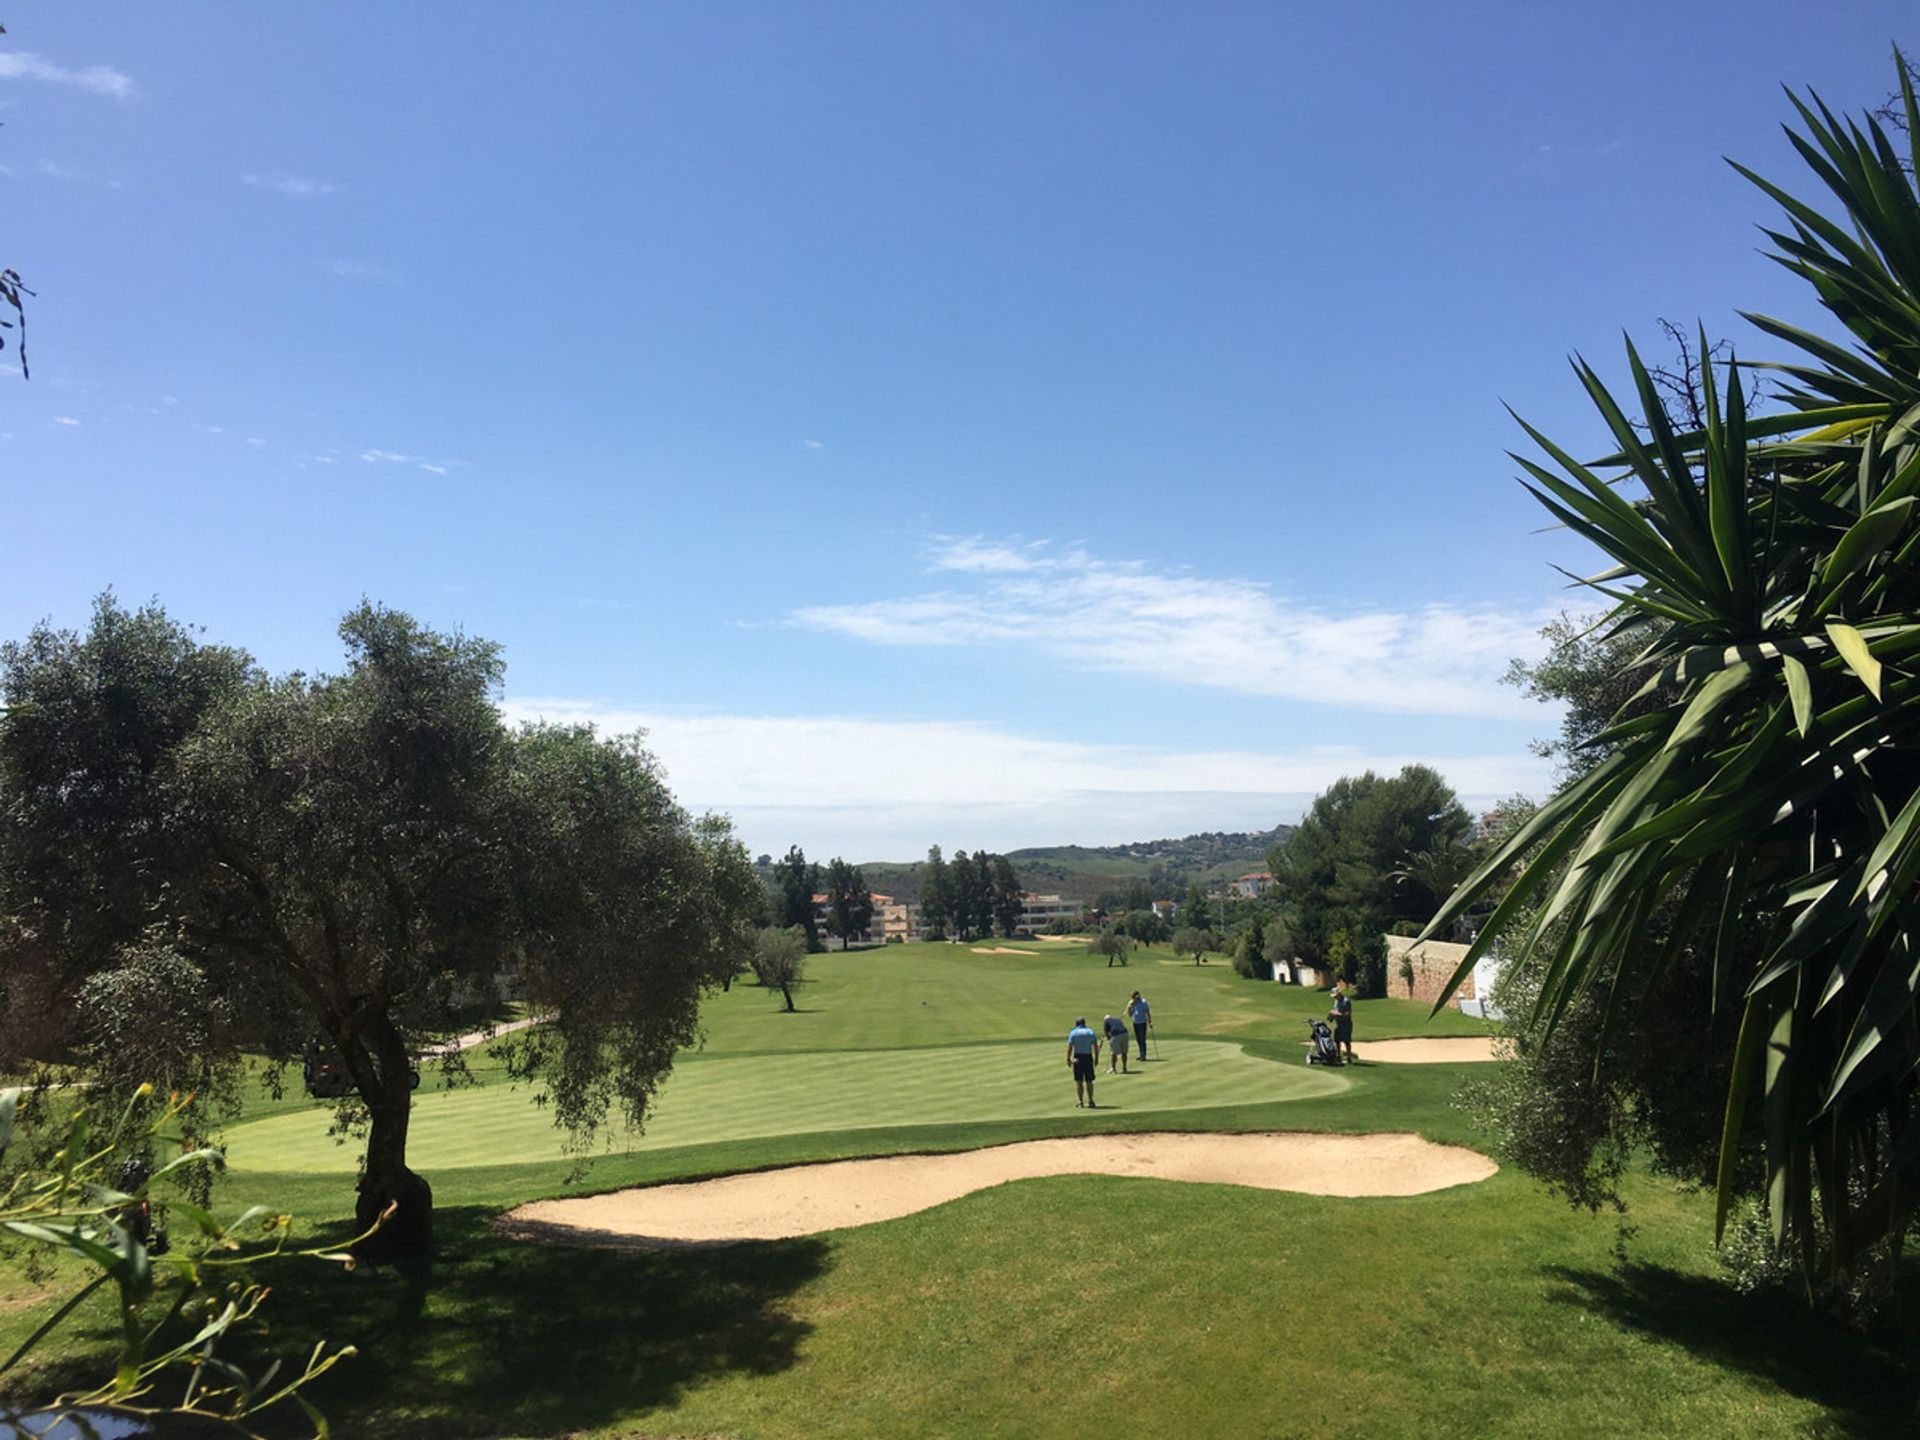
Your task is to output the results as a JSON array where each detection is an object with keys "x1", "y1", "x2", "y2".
[
  {"x1": 1173, "y1": 926, "x2": 1213, "y2": 966},
  {"x1": 752, "y1": 925, "x2": 809, "y2": 1011},
  {"x1": 0, "y1": 597, "x2": 760, "y2": 1262},
  {"x1": 1088, "y1": 926, "x2": 1130, "y2": 968}
]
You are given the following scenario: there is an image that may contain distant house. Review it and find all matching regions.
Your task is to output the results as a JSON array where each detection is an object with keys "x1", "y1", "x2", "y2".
[
  {"x1": 1232, "y1": 871, "x2": 1273, "y2": 899},
  {"x1": 878, "y1": 898, "x2": 916, "y2": 943},
  {"x1": 1150, "y1": 899, "x2": 1177, "y2": 920},
  {"x1": 1016, "y1": 893, "x2": 1083, "y2": 935}
]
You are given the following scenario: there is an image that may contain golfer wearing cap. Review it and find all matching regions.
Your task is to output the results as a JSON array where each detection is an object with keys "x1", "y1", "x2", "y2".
[{"x1": 1067, "y1": 1017, "x2": 1099, "y2": 1108}]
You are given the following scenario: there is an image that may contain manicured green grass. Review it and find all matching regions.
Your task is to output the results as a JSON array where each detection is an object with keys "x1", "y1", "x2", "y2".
[
  {"x1": 226, "y1": 1038, "x2": 1350, "y2": 1171},
  {"x1": 3, "y1": 944, "x2": 1914, "y2": 1438},
  {"x1": 696, "y1": 941, "x2": 1489, "y2": 1057}
]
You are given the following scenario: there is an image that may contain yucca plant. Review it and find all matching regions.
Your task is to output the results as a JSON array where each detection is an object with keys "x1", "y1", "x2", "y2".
[{"x1": 1426, "y1": 58, "x2": 1920, "y2": 1295}]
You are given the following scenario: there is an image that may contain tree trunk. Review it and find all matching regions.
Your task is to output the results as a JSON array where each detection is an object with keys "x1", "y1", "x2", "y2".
[
  {"x1": 352, "y1": 1016, "x2": 433, "y2": 1263},
  {"x1": 780, "y1": 984, "x2": 794, "y2": 1012}
]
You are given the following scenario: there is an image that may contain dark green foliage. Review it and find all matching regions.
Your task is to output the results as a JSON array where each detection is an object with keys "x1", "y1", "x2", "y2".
[
  {"x1": 0, "y1": 597, "x2": 761, "y2": 1261},
  {"x1": 1232, "y1": 918, "x2": 1266, "y2": 980},
  {"x1": 971, "y1": 851, "x2": 994, "y2": 940},
  {"x1": 1114, "y1": 908, "x2": 1169, "y2": 946},
  {"x1": 1325, "y1": 928, "x2": 1387, "y2": 997},
  {"x1": 948, "y1": 850, "x2": 981, "y2": 942},
  {"x1": 918, "y1": 845, "x2": 951, "y2": 938},
  {"x1": 774, "y1": 846, "x2": 822, "y2": 951},
  {"x1": 71, "y1": 942, "x2": 243, "y2": 1194},
  {"x1": 1269, "y1": 766, "x2": 1470, "y2": 972},
  {"x1": 1094, "y1": 878, "x2": 1158, "y2": 915},
  {"x1": 822, "y1": 858, "x2": 874, "y2": 950},
  {"x1": 990, "y1": 854, "x2": 1023, "y2": 937},
  {"x1": 1428, "y1": 59, "x2": 1920, "y2": 1303},
  {"x1": 1180, "y1": 881, "x2": 1214, "y2": 934},
  {"x1": 0, "y1": 596, "x2": 254, "y2": 1063},
  {"x1": 1458, "y1": 947, "x2": 1735, "y2": 1220}
]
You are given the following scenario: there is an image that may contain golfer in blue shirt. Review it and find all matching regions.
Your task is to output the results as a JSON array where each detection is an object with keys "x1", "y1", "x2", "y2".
[
  {"x1": 1127, "y1": 991, "x2": 1152, "y2": 1062},
  {"x1": 1067, "y1": 1017, "x2": 1100, "y2": 1108}
]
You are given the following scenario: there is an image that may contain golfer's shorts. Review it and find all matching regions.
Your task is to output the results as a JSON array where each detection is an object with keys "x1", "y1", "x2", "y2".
[
  {"x1": 1072, "y1": 1053, "x2": 1095, "y2": 1083},
  {"x1": 1334, "y1": 1021, "x2": 1353, "y2": 1044}
]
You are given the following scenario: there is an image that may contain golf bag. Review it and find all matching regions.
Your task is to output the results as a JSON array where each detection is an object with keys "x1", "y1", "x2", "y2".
[{"x1": 1305, "y1": 1018, "x2": 1343, "y2": 1066}]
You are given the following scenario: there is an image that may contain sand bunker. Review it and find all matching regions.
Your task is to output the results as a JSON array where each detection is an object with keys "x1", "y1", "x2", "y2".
[
  {"x1": 1333, "y1": 1037, "x2": 1498, "y2": 1064},
  {"x1": 969, "y1": 946, "x2": 1038, "y2": 955},
  {"x1": 502, "y1": 1131, "x2": 1497, "y2": 1246}
]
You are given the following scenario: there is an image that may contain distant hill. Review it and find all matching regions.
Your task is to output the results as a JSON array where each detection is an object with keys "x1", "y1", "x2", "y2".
[{"x1": 850, "y1": 825, "x2": 1294, "y2": 907}]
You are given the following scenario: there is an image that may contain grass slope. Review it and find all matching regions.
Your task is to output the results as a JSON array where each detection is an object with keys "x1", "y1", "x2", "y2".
[{"x1": 2, "y1": 944, "x2": 1914, "y2": 1438}]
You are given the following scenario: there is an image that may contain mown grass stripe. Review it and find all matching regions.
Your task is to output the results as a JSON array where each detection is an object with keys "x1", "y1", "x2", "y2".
[{"x1": 224, "y1": 1039, "x2": 1348, "y2": 1173}]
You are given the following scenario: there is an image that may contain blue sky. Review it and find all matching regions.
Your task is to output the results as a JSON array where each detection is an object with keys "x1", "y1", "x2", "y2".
[{"x1": 4, "y1": 3, "x2": 1913, "y2": 859}]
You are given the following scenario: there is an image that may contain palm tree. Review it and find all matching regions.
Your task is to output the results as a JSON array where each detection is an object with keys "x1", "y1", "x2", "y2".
[{"x1": 1426, "y1": 59, "x2": 1920, "y2": 1294}]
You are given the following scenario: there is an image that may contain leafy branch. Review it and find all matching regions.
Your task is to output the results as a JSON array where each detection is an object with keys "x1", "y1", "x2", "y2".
[{"x1": 0, "y1": 1085, "x2": 374, "y2": 1436}]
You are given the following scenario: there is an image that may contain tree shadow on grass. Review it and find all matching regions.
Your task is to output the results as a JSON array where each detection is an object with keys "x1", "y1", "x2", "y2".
[
  {"x1": 237, "y1": 1206, "x2": 830, "y2": 1439},
  {"x1": 1544, "y1": 1262, "x2": 1919, "y2": 1438}
]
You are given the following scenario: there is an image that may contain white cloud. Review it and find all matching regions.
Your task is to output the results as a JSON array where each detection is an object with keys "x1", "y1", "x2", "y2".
[
  {"x1": 35, "y1": 158, "x2": 111, "y2": 185},
  {"x1": 360, "y1": 448, "x2": 463, "y2": 475},
  {"x1": 51, "y1": 415, "x2": 79, "y2": 427},
  {"x1": 801, "y1": 439, "x2": 824, "y2": 449},
  {"x1": 323, "y1": 258, "x2": 401, "y2": 283},
  {"x1": 790, "y1": 536, "x2": 1555, "y2": 719},
  {"x1": 241, "y1": 171, "x2": 335, "y2": 198},
  {"x1": 499, "y1": 698, "x2": 1552, "y2": 859},
  {"x1": 245, "y1": 437, "x2": 267, "y2": 446},
  {"x1": 0, "y1": 51, "x2": 135, "y2": 101}
]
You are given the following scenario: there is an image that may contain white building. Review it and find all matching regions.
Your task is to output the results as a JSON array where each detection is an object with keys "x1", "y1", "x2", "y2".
[{"x1": 1016, "y1": 893, "x2": 1083, "y2": 934}]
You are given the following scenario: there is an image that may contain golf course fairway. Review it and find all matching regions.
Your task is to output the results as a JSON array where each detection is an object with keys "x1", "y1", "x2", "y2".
[{"x1": 224, "y1": 1037, "x2": 1348, "y2": 1172}]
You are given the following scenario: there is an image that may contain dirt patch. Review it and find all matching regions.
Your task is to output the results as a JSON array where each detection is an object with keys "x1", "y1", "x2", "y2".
[
  {"x1": 502, "y1": 1131, "x2": 1497, "y2": 1246},
  {"x1": 1338, "y1": 1037, "x2": 1497, "y2": 1064}
]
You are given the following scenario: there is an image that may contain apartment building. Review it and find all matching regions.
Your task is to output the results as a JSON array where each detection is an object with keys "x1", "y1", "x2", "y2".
[{"x1": 1016, "y1": 893, "x2": 1084, "y2": 934}]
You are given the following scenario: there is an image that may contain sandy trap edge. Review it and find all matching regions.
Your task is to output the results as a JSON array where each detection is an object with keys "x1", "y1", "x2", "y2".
[
  {"x1": 1334, "y1": 1036, "x2": 1498, "y2": 1064},
  {"x1": 499, "y1": 1131, "x2": 1499, "y2": 1249}
]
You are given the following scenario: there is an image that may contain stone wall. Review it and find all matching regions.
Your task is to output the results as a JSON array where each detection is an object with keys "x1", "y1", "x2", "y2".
[{"x1": 1384, "y1": 934, "x2": 1476, "y2": 1010}]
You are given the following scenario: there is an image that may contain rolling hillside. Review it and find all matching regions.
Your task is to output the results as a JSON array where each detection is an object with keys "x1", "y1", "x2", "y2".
[{"x1": 851, "y1": 825, "x2": 1293, "y2": 906}]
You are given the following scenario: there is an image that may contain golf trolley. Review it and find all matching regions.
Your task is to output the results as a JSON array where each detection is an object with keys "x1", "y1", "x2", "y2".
[{"x1": 1305, "y1": 1017, "x2": 1344, "y2": 1066}]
